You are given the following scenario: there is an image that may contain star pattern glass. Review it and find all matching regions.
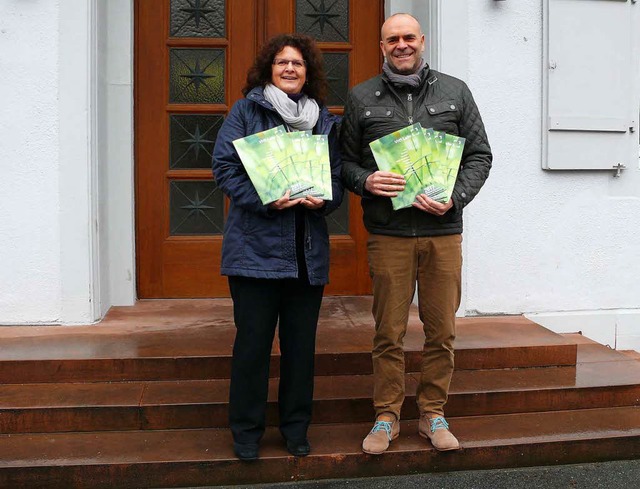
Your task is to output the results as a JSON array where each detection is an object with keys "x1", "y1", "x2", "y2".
[
  {"x1": 323, "y1": 52, "x2": 349, "y2": 106},
  {"x1": 170, "y1": 181, "x2": 224, "y2": 235},
  {"x1": 327, "y1": 197, "x2": 349, "y2": 235},
  {"x1": 170, "y1": 0, "x2": 226, "y2": 38},
  {"x1": 296, "y1": 0, "x2": 349, "y2": 42},
  {"x1": 170, "y1": 115, "x2": 224, "y2": 169},
  {"x1": 170, "y1": 49, "x2": 225, "y2": 104}
]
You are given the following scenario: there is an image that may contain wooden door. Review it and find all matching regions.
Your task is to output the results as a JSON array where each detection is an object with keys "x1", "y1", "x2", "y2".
[{"x1": 136, "y1": 0, "x2": 382, "y2": 298}]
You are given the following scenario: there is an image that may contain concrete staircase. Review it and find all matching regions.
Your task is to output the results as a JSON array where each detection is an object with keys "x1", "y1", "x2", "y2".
[{"x1": 0, "y1": 297, "x2": 638, "y2": 488}]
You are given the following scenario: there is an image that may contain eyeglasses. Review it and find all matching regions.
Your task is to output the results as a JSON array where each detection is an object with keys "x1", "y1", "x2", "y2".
[{"x1": 273, "y1": 58, "x2": 306, "y2": 69}]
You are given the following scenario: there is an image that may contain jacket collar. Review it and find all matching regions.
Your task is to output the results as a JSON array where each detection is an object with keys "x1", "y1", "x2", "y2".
[{"x1": 246, "y1": 86, "x2": 275, "y2": 111}]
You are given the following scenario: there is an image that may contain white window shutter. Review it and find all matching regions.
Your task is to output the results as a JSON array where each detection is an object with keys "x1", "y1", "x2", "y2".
[{"x1": 543, "y1": 0, "x2": 638, "y2": 171}]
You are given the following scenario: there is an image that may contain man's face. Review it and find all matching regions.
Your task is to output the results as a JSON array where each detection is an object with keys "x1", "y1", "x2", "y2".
[{"x1": 380, "y1": 15, "x2": 425, "y2": 74}]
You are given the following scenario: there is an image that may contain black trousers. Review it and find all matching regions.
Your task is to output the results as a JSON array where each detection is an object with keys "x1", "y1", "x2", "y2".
[{"x1": 228, "y1": 275, "x2": 324, "y2": 445}]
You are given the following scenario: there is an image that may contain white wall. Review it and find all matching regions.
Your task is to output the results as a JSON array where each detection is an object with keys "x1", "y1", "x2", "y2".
[
  {"x1": 0, "y1": 0, "x2": 61, "y2": 323},
  {"x1": 0, "y1": 0, "x2": 102, "y2": 325},
  {"x1": 457, "y1": 1, "x2": 640, "y2": 350}
]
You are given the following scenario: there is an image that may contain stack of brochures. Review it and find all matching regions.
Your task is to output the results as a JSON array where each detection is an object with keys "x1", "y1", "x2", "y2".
[
  {"x1": 232, "y1": 125, "x2": 332, "y2": 205},
  {"x1": 369, "y1": 123, "x2": 465, "y2": 210}
]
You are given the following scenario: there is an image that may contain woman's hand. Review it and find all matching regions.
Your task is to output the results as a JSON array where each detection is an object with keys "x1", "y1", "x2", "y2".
[
  {"x1": 268, "y1": 190, "x2": 304, "y2": 210},
  {"x1": 300, "y1": 195, "x2": 325, "y2": 210}
]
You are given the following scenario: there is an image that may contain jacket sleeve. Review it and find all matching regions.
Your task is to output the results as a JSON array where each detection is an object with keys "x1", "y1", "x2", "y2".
[
  {"x1": 340, "y1": 92, "x2": 374, "y2": 196},
  {"x1": 212, "y1": 101, "x2": 274, "y2": 217},
  {"x1": 451, "y1": 83, "x2": 493, "y2": 210},
  {"x1": 318, "y1": 123, "x2": 344, "y2": 216}
]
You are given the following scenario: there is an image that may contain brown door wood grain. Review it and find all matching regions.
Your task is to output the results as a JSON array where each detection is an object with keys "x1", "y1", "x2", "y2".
[{"x1": 136, "y1": 0, "x2": 382, "y2": 298}]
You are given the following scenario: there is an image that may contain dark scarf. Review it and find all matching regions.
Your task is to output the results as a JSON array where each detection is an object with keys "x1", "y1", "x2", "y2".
[{"x1": 382, "y1": 58, "x2": 427, "y2": 87}]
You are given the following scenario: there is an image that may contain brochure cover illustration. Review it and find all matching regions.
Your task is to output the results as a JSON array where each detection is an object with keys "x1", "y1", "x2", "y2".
[
  {"x1": 421, "y1": 128, "x2": 465, "y2": 204},
  {"x1": 293, "y1": 132, "x2": 333, "y2": 201},
  {"x1": 369, "y1": 123, "x2": 465, "y2": 210},
  {"x1": 369, "y1": 123, "x2": 429, "y2": 210},
  {"x1": 232, "y1": 126, "x2": 332, "y2": 204}
]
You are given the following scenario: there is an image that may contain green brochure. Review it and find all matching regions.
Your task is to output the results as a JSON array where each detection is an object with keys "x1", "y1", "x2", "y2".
[
  {"x1": 295, "y1": 133, "x2": 333, "y2": 200},
  {"x1": 441, "y1": 133, "x2": 465, "y2": 202},
  {"x1": 233, "y1": 126, "x2": 331, "y2": 204},
  {"x1": 421, "y1": 128, "x2": 465, "y2": 203},
  {"x1": 369, "y1": 123, "x2": 431, "y2": 210},
  {"x1": 285, "y1": 131, "x2": 327, "y2": 199}
]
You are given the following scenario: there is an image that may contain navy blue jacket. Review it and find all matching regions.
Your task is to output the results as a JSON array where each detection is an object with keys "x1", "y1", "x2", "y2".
[{"x1": 212, "y1": 87, "x2": 343, "y2": 285}]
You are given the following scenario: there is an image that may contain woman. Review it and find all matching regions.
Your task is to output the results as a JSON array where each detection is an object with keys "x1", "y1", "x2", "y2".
[{"x1": 212, "y1": 34, "x2": 343, "y2": 461}]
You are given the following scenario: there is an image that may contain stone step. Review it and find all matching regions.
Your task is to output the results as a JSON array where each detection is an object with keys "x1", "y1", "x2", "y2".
[
  {"x1": 1, "y1": 343, "x2": 636, "y2": 434},
  {"x1": 0, "y1": 309, "x2": 576, "y2": 383},
  {"x1": 621, "y1": 350, "x2": 640, "y2": 361},
  {"x1": 0, "y1": 406, "x2": 638, "y2": 488}
]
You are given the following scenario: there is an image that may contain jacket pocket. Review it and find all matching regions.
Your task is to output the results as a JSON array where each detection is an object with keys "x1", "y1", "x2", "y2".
[
  {"x1": 425, "y1": 100, "x2": 459, "y2": 134},
  {"x1": 363, "y1": 106, "x2": 395, "y2": 120},
  {"x1": 363, "y1": 106, "x2": 397, "y2": 140}
]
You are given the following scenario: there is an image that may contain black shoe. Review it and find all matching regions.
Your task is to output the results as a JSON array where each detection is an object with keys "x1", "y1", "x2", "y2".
[
  {"x1": 233, "y1": 442, "x2": 259, "y2": 461},
  {"x1": 286, "y1": 438, "x2": 311, "y2": 457}
]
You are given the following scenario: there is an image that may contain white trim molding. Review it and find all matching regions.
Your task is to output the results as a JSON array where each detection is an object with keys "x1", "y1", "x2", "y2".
[
  {"x1": 437, "y1": 0, "x2": 468, "y2": 80},
  {"x1": 58, "y1": 0, "x2": 136, "y2": 321},
  {"x1": 99, "y1": 0, "x2": 136, "y2": 309},
  {"x1": 426, "y1": 0, "x2": 442, "y2": 70},
  {"x1": 58, "y1": 0, "x2": 101, "y2": 323}
]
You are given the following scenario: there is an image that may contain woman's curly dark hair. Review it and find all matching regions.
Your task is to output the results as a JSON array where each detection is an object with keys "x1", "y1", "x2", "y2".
[{"x1": 243, "y1": 33, "x2": 328, "y2": 106}]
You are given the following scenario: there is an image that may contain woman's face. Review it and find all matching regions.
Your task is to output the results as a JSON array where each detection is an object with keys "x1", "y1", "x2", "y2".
[{"x1": 271, "y1": 46, "x2": 307, "y2": 95}]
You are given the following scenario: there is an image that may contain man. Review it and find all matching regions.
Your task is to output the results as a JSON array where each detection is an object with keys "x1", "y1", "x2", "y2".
[{"x1": 340, "y1": 13, "x2": 492, "y2": 455}]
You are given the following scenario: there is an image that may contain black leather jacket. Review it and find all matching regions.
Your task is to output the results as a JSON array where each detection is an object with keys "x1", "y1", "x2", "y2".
[{"x1": 340, "y1": 67, "x2": 492, "y2": 236}]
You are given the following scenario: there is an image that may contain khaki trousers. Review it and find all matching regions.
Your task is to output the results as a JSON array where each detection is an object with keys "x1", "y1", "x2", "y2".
[{"x1": 367, "y1": 233, "x2": 462, "y2": 419}]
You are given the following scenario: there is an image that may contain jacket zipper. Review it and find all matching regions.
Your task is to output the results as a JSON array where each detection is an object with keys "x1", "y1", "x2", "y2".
[{"x1": 385, "y1": 83, "x2": 414, "y2": 125}]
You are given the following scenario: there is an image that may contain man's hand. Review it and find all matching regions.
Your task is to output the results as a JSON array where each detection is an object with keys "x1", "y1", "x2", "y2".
[
  {"x1": 268, "y1": 190, "x2": 303, "y2": 210},
  {"x1": 300, "y1": 195, "x2": 325, "y2": 210},
  {"x1": 413, "y1": 193, "x2": 453, "y2": 216},
  {"x1": 364, "y1": 171, "x2": 406, "y2": 197}
]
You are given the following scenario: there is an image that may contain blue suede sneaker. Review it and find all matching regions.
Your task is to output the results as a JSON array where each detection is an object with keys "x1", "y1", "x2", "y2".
[
  {"x1": 362, "y1": 415, "x2": 400, "y2": 455},
  {"x1": 418, "y1": 414, "x2": 460, "y2": 451}
]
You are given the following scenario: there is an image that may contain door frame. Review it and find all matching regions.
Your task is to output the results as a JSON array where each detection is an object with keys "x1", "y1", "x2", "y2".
[{"x1": 96, "y1": 0, "x2": 445, "y2": 310}]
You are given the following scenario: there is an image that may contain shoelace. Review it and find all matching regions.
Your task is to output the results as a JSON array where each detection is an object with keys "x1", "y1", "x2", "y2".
[
  {"x1": 370, "y1": 420, "x2": 393, "y2": 440},
  {"x1": 429, "y1": 416, "x2": 450, "y2": 433}
]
